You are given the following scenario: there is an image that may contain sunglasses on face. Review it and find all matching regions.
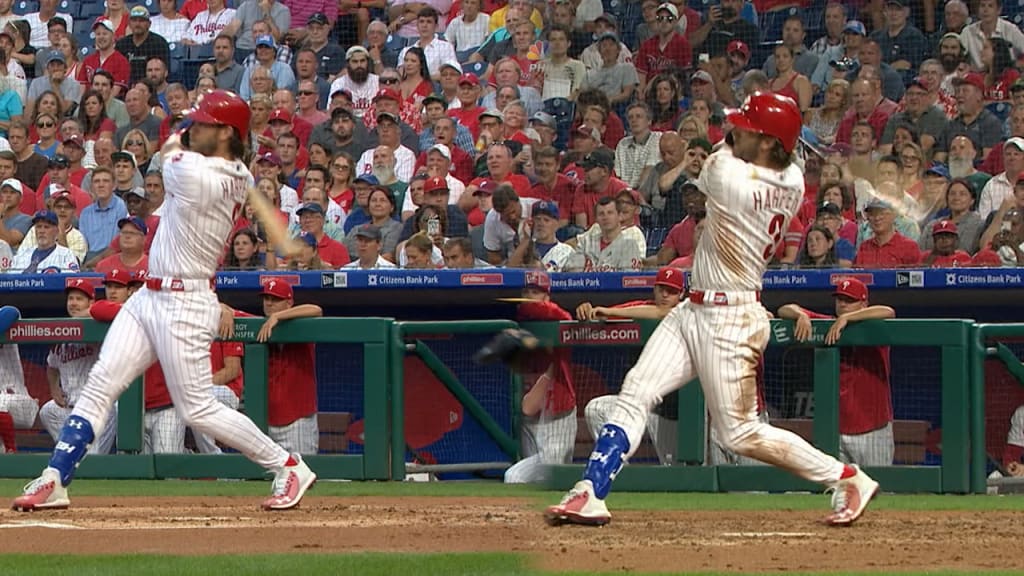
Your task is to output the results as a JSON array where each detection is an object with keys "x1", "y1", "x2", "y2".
[
  {"x1": 380, "y1": 78, "x2": 399, "y2": 84},
  {"x1": 37, "y1": 122, "x2": 54, "y2": 128},
  {"x1": 126, "y1": 140, "x2": 144, "y2": 146},
  {"x1": 656, "y1": 15, "x2": 676, "y2": 22},
  {"x1": 298, "y1": 90, "x2": 316, "y2": 96}
]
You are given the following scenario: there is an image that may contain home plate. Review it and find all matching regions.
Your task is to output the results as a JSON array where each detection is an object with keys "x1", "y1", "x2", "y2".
[
  {"x1": 0, "y1": 520, "x2": 84, "y2": 530},
  {"x1": 721, "y1": 532, "x2": 817, "y2": 538}
]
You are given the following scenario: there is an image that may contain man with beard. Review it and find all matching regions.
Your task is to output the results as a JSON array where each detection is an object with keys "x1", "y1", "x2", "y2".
[
  {"x1": 330, "y1": 46, "x2": 378, "y2": 120},
  {"x1": 357, "y1": 113, "x2": 415, "y2": 182},
  {"x1": 946, "y1": 135, "x2": 991, "y2": 193},
  {"x1": 937, "y1": 33, "x2": 969, "y2": 97},
  {"x1": 309, "y1": 106, "x2": 365, "y2": 158},
  {"x1": 934, "y1": 73, "x2": 1003, "y2": 164},
  {"x1": 362, "y1": 145, "x2": 408, "y2": 210}
]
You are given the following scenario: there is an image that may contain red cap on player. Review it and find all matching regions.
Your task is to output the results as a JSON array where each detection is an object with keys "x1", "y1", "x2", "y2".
[
  {"x1": 65, "y1": 278, "x2": 95, "y2": 299},
  {"x1": 655, "y1": 267, "x2": 685, "y2": 292},
  {"x1": 832, "y1": 278, "x2": 868, "y2": 302},
  {"x1": 104, "y1": 268, "x2": 130, "y2": 286},
  {"x1": 524, "y1": 270, "x2": 551, "y2": 293},
  {"x1": 261, "y1": 279, "x2": 294, "y2": 300}
]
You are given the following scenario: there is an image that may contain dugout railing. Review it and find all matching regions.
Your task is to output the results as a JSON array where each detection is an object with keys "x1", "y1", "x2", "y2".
[
  {"x1": 970, "y1": 324, "x2": 1024, "y2": 494},
  {"x1": 0, "y1": 317, "x2": 394, "y2": 481}
]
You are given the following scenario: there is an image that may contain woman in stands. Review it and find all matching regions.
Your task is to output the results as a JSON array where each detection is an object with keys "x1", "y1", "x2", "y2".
[
  {"x1": 982, "y1": 37, "x2": 1018, "y2": 103},
  {"x1": 676, "y1": 113, "x2": 708, "y2": 148},
  {"x1": 686, "y1": 98, "x2": 723, "y2": 145},
  {"x1": 248, "y1": 93, "x2": 272, "y2": 153},
  {"x1": 189, "y1": 73, "x2": 216, "y2": 104},
  {"x1": 28, "y1": 90, "x2": 58, "y2": 142},
  {"x1": 398, "y1": 47, "x2": 432, "y2": 108},
  {"x1": 900, "y1": 142, "x2": 926, "y2": 199},
  {"x1": 150, "y1": 0, "x2": 190, "y2": 44},
  {"x1": 244, "y1": 66, "x2": 277, "y2": 103},
  {"x1": 32, "y1": 111, "x2": 59, "y2": 158},
  {"x1": 120, "y1": 129, "x2": 152, "y2": 173},
  {"x1": 223, "y1": 228, "x2": 266, "y2": 271},
  {"x1": 804, "y1": 78, "x2": 849, "y2": 146},
  {"x1": 768, "y1": 44, "x2": 812, "y2": 112},
  {"x1": 6, "y1": 20, "x2": 35, "y2": 82},
  {"x1": 327, "y1": 151, "x2": 355, "y2": 213},
  {"x1": 645, "y1": 73, "x2": 682, "y2": 133},
  {"x1": 796, "y1": 225, "x2": 840, "y2": 269},
  {"x1": 396, "y1": 206, "x2": 447, "y2": 268},
  {"x1": 920, "y1": 178, "x2": 983, "y2": 255},
  {"x1": 402, "y1": 232, "x2": 439, "y2": 269},
  {"x1": 889, "y1": 122, "x2": 920, "y2": 157},
  {"x1": 342, "y1": 185, "x2": 402, "y2": 260},
  {"x1": 56, "y1": 34, "x2": 80, "y2": 82},
  {"x1": 77, "y1": 90, "x2": 116, "y2": 142},
  {"x1": 104, "y1": 0, "x2": 132, "y2": 39}
]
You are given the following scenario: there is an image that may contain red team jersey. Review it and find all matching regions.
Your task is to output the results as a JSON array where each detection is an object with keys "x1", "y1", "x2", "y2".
[
  {"x1": 923, "y1": 250, "x2": 974, "y2": 267},
  {"x1": 78, "y1": 51, "x2": 131, "y2": 90},
  {"x1": 802, "y1": 308, "x2": 893, "y2": 434},
  {"x1": 517, "y1": 300, "x2": 576, "y2": 414},
  {"x1": 210, "y1": 340, "x2": 245, "y2": 399},
  {"x1": 635, "y1": 33, "x2": 693, "y2": 78},
  {"x1": 268, "y1": 342, "x2": 318, "y2": 427}
]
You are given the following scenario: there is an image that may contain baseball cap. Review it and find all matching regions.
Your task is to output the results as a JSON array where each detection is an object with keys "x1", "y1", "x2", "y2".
[
  {"x1": 457, "y1": 73, "x2": 480, "y2": 87},
  {"x1": 376, "y1": 110, "x2": 400, "y2": 124},
  {"x1": 129, "y1": 5, "x2": 150, "y2": 19},
  {"x1": 596, "y1": 31, "x2": 619, "y2": 44},
  {"x1": 117, "y1": 216, "x2": 148, "y2": 235},
  {"x1": 46, "y1": 50, "x2": 65, "y2": 65},
  {"x1": 92, "y1": 17, "x2": 115, "y2": 32},
  {"x1": 480, "y1": 109, "x2": 504, "y2": 122},
  {"x1": 833, "y1": 278, "x2": 868, "y2": 301},
  {"x1": 816, "y1": 201, "x2": 842, "y2": 217},
  {"x1": 691, "y1": 70, "x2": 713, "y2": 84},
  {"x1": 424, "y1": 176, "x2": 449, "y2": 194},
  {"x1": 953, "y1": 72, "x2": 985, "y2": 92},
  {"x1": 574, "y1": 123, "x2": 600, "y2": 140},
  {"x1": 595, "y1": 12, "x2": 618, "y2": 28},
  {"x1": 427, "y1": 143, "x2": 451, "y2": 161},
  {"x1": 580, "y1": 148, "x2": 615, "y2": 171},
  {"x1": 295, "y1": 202, "x2": 325, "y2": 216},
  {"x1": 111, "y1": 150, "x2": 136, "y2": 167},
  {"x1": 886, "y1": 0, "x2": 906, "y2": 6},
  {"x1": 655, "y1": 267, "x2": 685, "y2": 292},
  {"x1": 907, "y1": 76, "x2": 930, "y2": 92},
  {"x1": 62, "y1": 134, "x2": 84, "y2": 148},
  {"x1": 924, "y1": 163, "x2": 950, "y2": 179},
  {"x1": 126, "y1": 186, "x2": 147, "y2": 200},
  {"x1": 307, "y1": 12, "x2": 329, "y2": 25},
  {"x1": 530, "y1": 111, "x2": 556, "y2": 129},
  {"x1": 353, "y1": 173, "x2": 379, "y2": 186},
  {"x1": 32, "y1": 209, "x2": 58, "y2": 225},
  {"x1": 473, "y1": 179, "x2": 498, "y2": 196},
  {"x1": 269, "y1": 108, "x2": 293, "y2": 124},
  {"x1": 48, "y1": 154, "x2": 70, "y2": 169},
  {"x1": 422, "y1": 93, "x2": 448, "y2": 109},
  {"x1": 355, "y1": 223, "x2": 383, "y2": 240},
  {"x1": 656, "y1": 3, "x2": 678, "y2": 18},
  {"x1": 261, "y1": 279, "x2": 294, "y2": 300},
  {"x1": 0, "y1": 178, "x2": 21, "y2": 193},
  {"x1": 531, "y1": 200, "x2": 559, "y2": 219},
  {"x1": 129, "y1": 270, "x2": 147, "y2": 285},
  {"x1": 103, "y1": 268, "x2": 130, "y2": 287},
  {"x1": 374, "y1": 88, "x2": 401, "y2": 102},
  {"x1": 50, "y1": 190, "x2": 75, "y2": 206},
  {"x1": 524, "y1": 270, "x2": 551, "y2": 293},
  {"x1": 346, "y1": 45, "x2": 369, "y2": 60},
  {"x1": 616, "y1": 188, "x2": 641, "y2": 205},
  {"x1": 864, "y1": 197, "x2": 895, "y2": 211},
  {"x1": 843, "y1": 20, "x2": 867, "y2": 36},
  {"x1": 932, "y1": 220, "x2": 959, "y2": 235},
  {"x1": 255, "y1": 34, "x2": 276, "y2": 48},
  {"x1": 440, "y1": 60, "x2": 462, "y2": 74},
  {"x1": 256, "y1": 151, "x2": 282, "y2": 166},
  {"x1": 65, "y1": 278, "x2": 95, "y2": 300},
  {"x1": 331, "y1": 105, "x2": 354, "y2": 121},
  {"x1": 1007, "y1": 137, "x2": 1024, "y2": 152},
  {"x1": 727, "y1": 40, "x2": 750, "y2": 59}
]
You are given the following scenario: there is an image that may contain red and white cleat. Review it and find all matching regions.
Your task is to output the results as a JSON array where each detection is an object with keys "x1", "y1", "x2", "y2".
[
  {"x1": 544, "y1": 480, "x2": 611, "y2": 526},
  {"x1": 11, "y1": 468, "x2": 70, "y2": 512},
  {"x1": 824, "y1": 465, "x2": 879, "y2": 526},
  {"x1": 261, "y1": 454, "x2": 316, "y2": 511}
]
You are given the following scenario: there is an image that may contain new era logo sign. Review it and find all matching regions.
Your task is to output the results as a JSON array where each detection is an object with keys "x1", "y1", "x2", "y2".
[
  {"x1": 896, "y1": 272, "x2": 910, "y2": 287},
  {"x1": 897, "y1": 271, "x2": 925, "y2": 288}
]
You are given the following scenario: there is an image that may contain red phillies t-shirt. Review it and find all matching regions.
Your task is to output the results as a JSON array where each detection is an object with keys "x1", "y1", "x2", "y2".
[
  {"x1": 972, "y1": 248, "x2": 1004, "y2": 266},
  {"x1": 317, "y1": 234, "x2": 351, "y2": 267},
  {"x1": 414, "y1": 145, "x2": 475, "y2": 186},
  {"x1": 802, "y1": 308, "x2": 893, "y2": 434},
  {"x1": 94, "y1": 253, "x2": 149, "y2": 275},
  {"x1": 211, "y1": 340, "x2": 244, "y2": 399},
  {"x1": 635, "y1": 33, "x2": 693, "y2": 79},
  {"x1": 78, "y1": 50, "x2": 131, "y2": 90},
  {"x1": 517, "y1": 300, "x2": 576, "y2": 414},
  {"x1": 570, "y1": 177, "x2": 629, "y2": 227},
  {"x1": 144, "y1": 363, "x2": 171, "y2": 410},
  {"x1": 527, "y1": 174, "x2": 575, "y2": 219},
  {"x1": 665, "y1": 216, "x2": 697, "y2": 257},
  {"x1": 924, "y1": 250, "x2": 974, "y2": 267},
  {"x1": 268, "y1": 342, "x2": 318, "y2": 426},
  {"x1": 853, "y1": 232, "x2": 921, "y2": 268},
  {"x1": 448, "y1": 106, "x2": 485, "y2": 140},
  {"x1": 109, "y1": 215, "x2": 160, "y2": 253}
]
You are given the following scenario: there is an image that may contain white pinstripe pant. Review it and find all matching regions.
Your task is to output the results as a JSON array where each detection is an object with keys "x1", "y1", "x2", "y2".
[
  {"x1": 607, "y1": 300, "x2": 846, "y2": 485},
  {"x1": 840, "y1": 422, "x2": 894, "y2": 467},
  {"x1": 71, "y1": 287, "x2": 290, "y2": 470},
  {"x1": 504, "y1": 408, "x2": 577, "y2": 484},
  {"x1": 39, "y1": 401, "x2": 118, "y2": 455}
]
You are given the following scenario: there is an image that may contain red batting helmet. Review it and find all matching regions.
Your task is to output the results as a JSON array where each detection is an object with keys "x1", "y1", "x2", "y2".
[
  {"x1": 725, "y1": 91, "x2": 802, "y2": 154},
  {"x1": 187, "y1": 90, "x2": 250, "y2": 137}
]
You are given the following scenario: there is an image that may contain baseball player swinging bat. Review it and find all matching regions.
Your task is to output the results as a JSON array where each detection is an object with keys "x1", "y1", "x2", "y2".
[
  {"x1": 13, "y1": 90, "x2": 316, "y2": 513},
  {"x1": 545, "y1": 92, "x2": 880, "y2": 527}
]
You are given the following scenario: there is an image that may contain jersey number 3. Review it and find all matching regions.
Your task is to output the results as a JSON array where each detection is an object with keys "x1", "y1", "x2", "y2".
[{"x1": 762, "y1": 214, "x2": 785, "y2": 261}]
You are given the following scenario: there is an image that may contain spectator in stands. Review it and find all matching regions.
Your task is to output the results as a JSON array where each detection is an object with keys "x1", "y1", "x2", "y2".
[
  {"x1": 871, "y1": 0, "x2": 926, "y2": 73},
  {"x1": 566, "y1": 196, "x2": 643, "y2": 271},
  {"x1": 977, "y1": 200, "x2": 1024, "y2": 266},
  {"x1": 396, "y1": 46, "x2": 432, "y2": 109},
  {"x1": 582, "y1": 32, "x2": 638, "y2": 108},
  {"x1": 401, "y1": 230, "x2": 438, "y2": 269},
  {"x1": 341, "y1": 223, "x2": 396, "y2": 269},
  {"x1": 254, "y1": 151, "x2": 298, "y2": 214},
  {"x1": 446, "y1": 0, "x2": 489, "y2": 55},
  {"x1": 114, "y1": 88, "x2": 160, "y2": 149},
  {"x1": 637, "y1": 132, "x2": 683, "y2": 226},
  {"x1": 535, "y1": 24, "x2": 586, "y2": 101},
  {"x1": 810, "y1": 200, "x2": 855, "y2": 265},
  {"x1": 811, "y1": 20, "x2": 866, "y2": 95},
  {"x1": 324, "y1": 151, "x2": 355, "y2": 213},
  {"x1": 397, "y1": 8, "x2": 456, "y2": 81},
  {"x1": 340, "y1": 172, "x2": 376, "y2": 233},
  {"x1": 208, "y1": 34, "x2": 243, "y2": 93},
  {"x1": 796, "y1": 224, "x2": 840, "y2": 268},
  {"x1": 9, "y1": 208, "x2": 78, "y2": 271},
  {"x1": 768, "y1": 44, "x2": 813, "y2": 112},
  {"x1": 613, "y1": 103, "x2": 661, "y2": 191},
  {"x1": 119, "y1": 130, "x2": 153, "y2": 174},
  {"x1": 343, "y1": 185, "x2": 400, "y2": 257},
  {"x1": 854, "y1": 197, "x2": 921, "y2": 267},
  {"x1": 18, "y1": 189, "x2": 86, "y2": 261},
  {"x1": 945, "y1": 136, "x2": 990, "y2": 201},
  {"x1": 78, "y1": 20, "x2": 128, "y2": 96},
  {"x1": 78, "y1": 90, "x2": 116, "y2": 143},
  {"x1": 31, "y1": 112, "x2": 58, "y2": 158},
  {"x1": 93, "y1": 216, "x2": 148, "y2": 274},
  {"x1": 983, "y1": 104, "x2": 1024, "y2": 175},
  {"x1": 275, "y1": 132, "x2": 303, "y2": 190},
  {"x1": 981, "y1": 38, "x2": 1019, "y2": 103},
  {"x1": 88, "y1": 72, "x2": 127, "y2": 131},
  {"x1": 79, "y1": 166, "x2": 126, "y2": 263},
  {"x1": 222, "y1": 0, "x2": 291, "y2": 63},
  {"x1": 506, "y1": 200, "x2": 574, "y2": 271},
  {"x1": 482, "y1": 183, "x2": 526, "y2": 265},
  {"x1": 880, "y1": 77, "x2": 947, "y2": 156},
  {"x1": 644, "y1": 73, "x2": 682, "y2": 133},
  {"x1": 144, "y1": 57, "x2": 170, "y2": 106},
  {"x1": 110, "y1": 150, "x2": 140, "y2": 198},
  {"x1": 116, "y1": 6, "x2": 171, "y2": 87},
  {"x1": 460, "y1": 142, "x2": 530, "y2": 224},
  {"x1": 150, "y1": 0, "x2": 190, "y2": 44},
  {"x1": 480, "y1": 61, "x2": 542, "y2": 117},
  {"x1": 978, "y1": 138, "x2": 1024, "y2": 220},
  {"x1": 634, "y1": 0, "x2": 660, "y2": 48},
  {"x1": 805, "y1": 78, "x2": 849, "y2": 146},
  {"x1": 677, "y1": 113, "x2": 710, "y2": 147},
  {"x1": 183, "y1": 0, "x2": 235, "y2": 48},
  {"x1": 398, "y1": 204, "x2": 447, "y2": 267},
  {"x1": 764, "y1": 15, "x2": 819, "y2": 79},
  {"x1": 0, "y1": 178, "x2": 29, "y2": 248},
  {"x1": 442, "y1": 236, "x2": 488, "y2": 268},
  {"x1": 579, "y1": 14, "x2": 630, "y2": 72},
  {"x1": 224, "y1": 228, "x2": 265, "y2": 270},
  {"x1": 10, "y1": 121, "x2": 45, "y2": 190},
  {"x1": 419, "y1": 141, "x2": 467, "y2": 202},
  {"x1": 921, "y1": 220, "x2": 974, "y2": 266},
  {"x1": 835, "y1": 77, "x2": 897, "y2": 145},
  {"x1": 27, "y1": 50, "x2": 79, "y2": 119},
  {"x1": 691, "y1": 0, "x2": 757, "y2": 58},
  {"x1": 778, "y1": 279, "x2": 896, "y2": 466},
  {"x1": 26, "y1": 0, "x2": 71, "y2": 49},
  {"x1": 634, "y1": 3, "x2": 692, "y2": 96},
  {"x1": 239, "y1": 35, "x2": 295, "y2": 100},
  {"x1": 854, "y1": 46, "x2": 906, "y2": 104},
  {"x1": 936, "y1": 73, "x2": 1006, "y2": 164},
  {"x1": 810, "y1": 2, "x2": 846, "y2": 56},
  {"x1": 295, "y1": 202, "x2": 350, "y2": 267},
  {"x1": 289, "y1": 184, "x2": 344, "y2": 241},
  {"x1": 934, "y1": 0, "x2": 969, "y2": 47},
  {"x1": 962, "y1": 0, "x2": 1024, "y2": 72},
  {"x1": 919, "y1": 176, "x2": 981, "y2": 254},
  {"x1": 529, "y1": 146, "x2": 574, "y2": 225},
  {"x1": 296, "y1": 81, "x2": 328, "y2": 130}
]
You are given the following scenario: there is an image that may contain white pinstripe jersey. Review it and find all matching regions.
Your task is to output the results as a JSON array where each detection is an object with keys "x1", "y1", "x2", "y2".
[
  {"x1": 692, "y1": 148, "x2": 804, "y2": 292},
  {"x1": 151, "y1": 151, "x2": 251, "y2": 279},
  {"x1": 46, "y1": 343, "x2": 99, "y2": 405},
  {"x1": 570, "y1": 232, "x2": 644, "y2": 272},
  {"x1": 1009, "y1": 406, "x2": 1024, "y2": 449},
  {"x1": 0, "y1": 344, "x2": 26, "y2": 394}
]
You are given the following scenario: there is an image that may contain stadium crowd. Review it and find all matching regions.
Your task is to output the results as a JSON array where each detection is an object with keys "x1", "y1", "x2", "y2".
[{"x1": 1, "y1": 0, "x2": 1024, "y2": 276}]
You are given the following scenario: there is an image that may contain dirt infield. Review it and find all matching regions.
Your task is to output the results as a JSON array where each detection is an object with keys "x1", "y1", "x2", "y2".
[{"x1": 1, "y1": 496, "x2": 1022, "y2": 573}]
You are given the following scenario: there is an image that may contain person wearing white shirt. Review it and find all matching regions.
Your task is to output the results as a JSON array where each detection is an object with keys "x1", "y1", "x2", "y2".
[
  {"x1": 341, "y1": 224, "x2": 398, "y2": 269},
  {"x1": 507, "y1": 200, "x2": 574, "y2": 271},
  {"x1": 330, "y1": 46, "x2": 379, "y2": 119},
  {"x1": 960, "y1": 0, "x2": 1024, "y2": 71},
  {"x1": 0, "y1": 237, "x2": 11, "y2": 271},
  {"x1": 483, "y1": 184, "x2": 538, "y2": 265},
  {"x1": 356, "y1": 120, "x2": 416, "y2": 182},
  {"x1": 978, "y1": 137, "x2": 1024, "y2": 220},
  {"x1": 150, "y1": 0, "x2": 191, "y2": 44},
  {"x1": 398, "y1": 6, "x2": 457, "y2": 80},
  {"x1": 445, "y1": 0, "x2": 490, "y2": 54},
  {"x1": 25, "y1": 0, "x2": 72, "y2": 48},
  {"x1": 183, "y1": 0, "x2": 236, "y2": 46},
  {"x1": 9, "y1": 210, "x2": 79, "y2": 273}
]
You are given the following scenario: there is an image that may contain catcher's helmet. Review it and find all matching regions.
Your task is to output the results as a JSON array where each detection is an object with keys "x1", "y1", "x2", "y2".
[
  {"x1": 186, "y1": 90, "x2": 251, "y2": 138},
  {"x1": 725, "y1": 91, "x2": 802, "y2": 154}
]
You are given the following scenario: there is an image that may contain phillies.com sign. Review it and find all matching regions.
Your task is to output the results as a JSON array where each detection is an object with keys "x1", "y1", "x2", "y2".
[
  {"x1": 559, "y1": 323, "x2": 642, "y2": 345},
  {"x1": 7, "y1": 321, "x2": 85, "y2": 342}
]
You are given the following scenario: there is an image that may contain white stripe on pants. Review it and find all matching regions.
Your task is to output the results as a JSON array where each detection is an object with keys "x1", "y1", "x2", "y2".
[
  {"x1": 840, "y1": 422, "x2": 894, "y2": 467},
  {"x1": 39, "y1": 400, "x2": 118, "y2": 455},
  {"x1": 607, "y1": 301, "x2": 846, "y2": 485},
  {"x1": 72, "y1": 288, "x2": 290, "y2": 470},
  {"x1": 504, "y1": 408, "x2": 577, "y2": 483},
  {"x1": 193, "y1": 385, "x2": 241, "y2": 454},
  {"x1": 269, "y1": 414, "x2": 319, "y2": 455}
]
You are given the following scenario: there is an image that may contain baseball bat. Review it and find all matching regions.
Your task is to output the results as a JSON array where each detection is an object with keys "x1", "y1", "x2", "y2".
[{"x1": 246, "y1": 186, "x2": 303, "y2": 258}]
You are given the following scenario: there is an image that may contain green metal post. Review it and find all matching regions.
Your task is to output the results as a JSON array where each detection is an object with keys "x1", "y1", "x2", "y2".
[
  {"x1": 117, "y1": 377, "x2": 144, "y2": 452},
  {"x1": 363, "y1": 340, "x2": 389, "y2": 480},
  {"x1": 391, "y1": 329, "x2": 407, "y2": 481},
  {"x1": 970, "y1": 326, "x2": 990, "y2": 494},
  {"x1": 942, "y1": 343, "x2": 971, "y2": 493},
  {"x1": 812, "y1": 348, "x2": 840, "y2": 456},
  {"x1": 677, "y1": 380, "x2": 705, "y2": 463},
  {"x1": 243, "y1": 344, "x2": 268, "y2": 432},
  {"x1": 510, "y1": 372, "x2": 522, "y2": 458}
]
